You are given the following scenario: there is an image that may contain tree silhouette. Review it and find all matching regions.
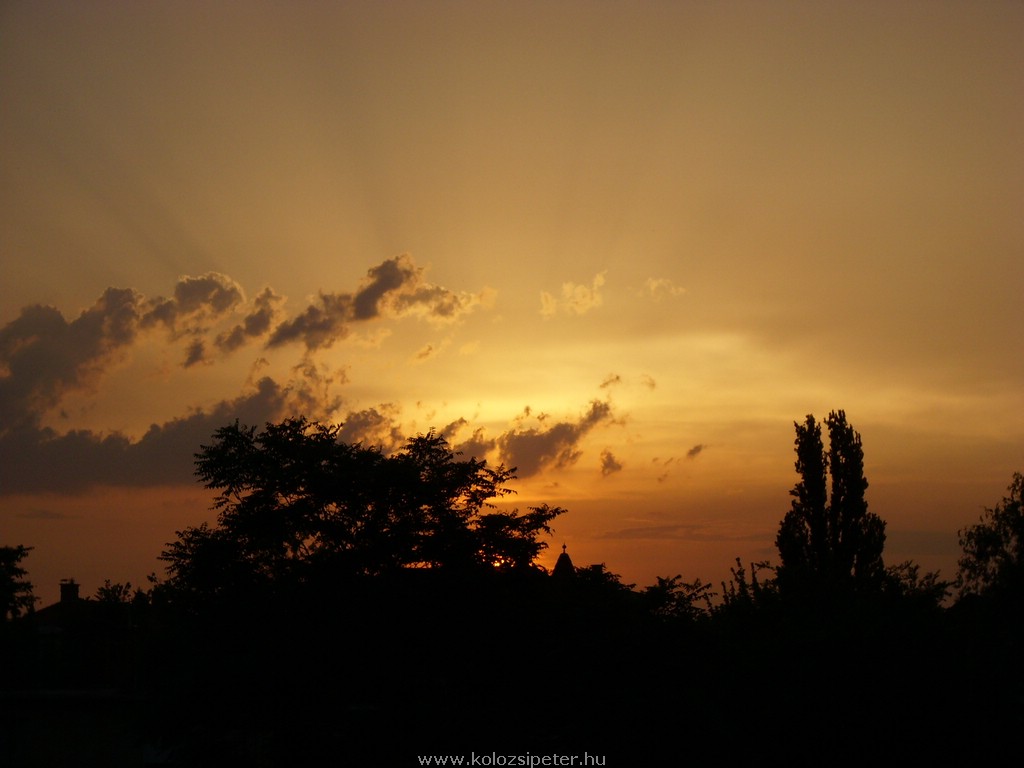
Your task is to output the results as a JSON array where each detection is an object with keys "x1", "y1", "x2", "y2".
[
  {"x1": 641, "y1": 574, "x2": 715, "y2": 621},
  {"x1": 718, "y1": 558, "x2": 776, "y2": 611},
  {"x1": 775, "y1": 410, "x2": 886, "y2": 597},
  {"x1": 882, "y1": 560, "x2": 950, "y2": 608},
  {"x1": 161, "y1": 418, "x2": 563, "y2": 599},
  {"x1": 94, "y1": 579, "x2": 138, "y2": 604},
  {"x1": 0, "y1": 544, "x2": 36, "y2": 620},
  {"x1": 958, "y1": 471, "x2": 1024, "y2": 600}
]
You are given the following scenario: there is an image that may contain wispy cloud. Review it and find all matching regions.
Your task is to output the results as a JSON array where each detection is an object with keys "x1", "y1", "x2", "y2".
[
  {"x1": 597, "y1": 523, "x2": 764, "y2": 542},
  {"x1": 540, "y1": 272, "x2": 606, "y2": 318},
  {"x1": 652, "y1": 456, "x2": 677, "y2": 483},
  {"x1": 638, "y1": 277, "x2": 686, "y2": 301},
  {"x1": 412, "y1": 339, "x2": 451, "y2": 364},
  {"x1": 15, "y1": 508, "x2": 76, "y2": 520}
]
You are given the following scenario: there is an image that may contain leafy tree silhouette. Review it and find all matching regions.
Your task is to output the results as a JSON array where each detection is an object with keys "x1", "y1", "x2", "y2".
[
  {"x1": 641, "y1": 574, "x2": 715, "y2": 621},
  {"x1": 775, "y1": 410, "x2": 886, "y2": 599},
  {"x1": 1, "y1": 544, "x2": 36, "y2": 620},
  {"x1": 147, "y1": 418, "x2": 581, "y2": 762},
  {"x1": 160, "y1": 417, "x2": 564, "y2": 600},
  {"x1": 94, "y1": 579, "x2": 139, "y2": 604},
  {"x1": 958, "y1": 471, "x2": 1024, "y2": 601},
  {"x1": 881, "y1": 559, "x2": 950, "y2": 608},
  {"x1": 718, "y1": 557, "x2": 776, "y2": 612}
]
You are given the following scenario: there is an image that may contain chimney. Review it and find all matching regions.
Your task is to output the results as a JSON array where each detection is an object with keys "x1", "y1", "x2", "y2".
[{"x1": 59, "y1": 579, "x2": 80, "y2": 603}]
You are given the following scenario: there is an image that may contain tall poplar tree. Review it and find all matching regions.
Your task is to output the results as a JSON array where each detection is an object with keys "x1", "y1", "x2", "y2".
[{"x1": 775, "y1": 410, "x2": 886, "y2": 597}]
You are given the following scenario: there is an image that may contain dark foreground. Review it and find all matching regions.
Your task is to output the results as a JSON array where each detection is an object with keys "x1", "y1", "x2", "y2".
[{"x1": 3, "y1": 571, "x2": 1021, "y2": 767}]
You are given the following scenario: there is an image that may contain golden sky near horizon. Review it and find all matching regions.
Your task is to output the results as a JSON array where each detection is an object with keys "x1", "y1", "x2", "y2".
[{"x1": 2, "y1": 1, "x2": 1022, "y2": 605}]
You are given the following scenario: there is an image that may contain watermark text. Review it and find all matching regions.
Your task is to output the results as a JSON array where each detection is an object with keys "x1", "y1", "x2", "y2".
[{"x1": 417, "y1": 753, "x2": 606, "y2": 766}]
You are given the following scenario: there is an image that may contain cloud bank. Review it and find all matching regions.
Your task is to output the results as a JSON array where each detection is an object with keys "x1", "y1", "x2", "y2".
[
  {"x1": 0, "y1": 377, "x2": 292, "y2": 494},
  {"x1": 0, "y1": 376, "x2": 415, "y2": 496},
  {"x1": 0, "y1": 257, "x2": 630, "y2": 497},
  {"x1": 0, "y1": 255, "x2": 489, "y2": 431}
]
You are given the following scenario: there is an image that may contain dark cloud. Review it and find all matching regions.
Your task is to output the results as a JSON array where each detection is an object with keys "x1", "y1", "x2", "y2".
[
  {"x1": 438, "y1": 418, "x2": 503, "y2": 465},
  {"x1": 0, "y1": 377, "x2": 294, "y2": 495},
  {"x1": 146, "y1": 274, "x2": 245, "y2": 366},
  {"x1": 686, "y1": 444, "x2": 707, "y2": 459},
  {"x1": 268, "y1": 254, "x2": 489, "y2": 351},
  {"x1": 215, "y1": 287, "x2": 283, "y2": 353},
  {"x1": 600, "y1": 449, "x2": 623, "y2": 476},
  {"x1": 376, "y1": 254, "x2": 491, "y2": 324},
  {"x1": 267, "y1": 291, "x2": 353, "y2": 350},
  {"x1": 183, "y1": 339, "x2": 207, "y2": 368},
  {"x1": 599, "y1": 374, "x2": 622, "y2": 389},
  {"x1": 352, "y1": 256, "x2": 418, "y2": 320},
  {"x1": 453, "y1": 427, "x2": 498, "y2": 464},
  {"x1": 0, "y1": 288, "x2": 141, "y2": 430},
  {"x1": 439, "y1": 417, "x2": 468, "y2": 443},
  {"x1": 141, "y1": 272, "x2": 244, "y2": 333},
  {"x1": 213, "y1": 326, "x2": 246, "y2": 354},
  {"x1": 496, "y1": 400, "x2": 614, "y2": 477},
  {"x1": 177, "y1": 273, "x2": 244, "y2": 314},
  {"x1": 0, "y1": 274, "x2": 279, "y2": 429},
  {"x1": 640, "y1": 374, "x2": 657, "y2": 389},
  {"x1": 336, "y1": 406, "x2": 405, "y2": 452},
  {"x1": 391, "y1": 283, "x2": 485, "y2": 322},
  {"x1": 286, "y1": 360, "x2": 346, "y2": 419},
  {"x1": 436, "y1": 400, "x2": 619, "y2": 475}
]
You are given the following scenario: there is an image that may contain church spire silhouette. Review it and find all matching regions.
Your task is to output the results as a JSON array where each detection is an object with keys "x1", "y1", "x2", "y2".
[{"x1": 552, "y1": 542, "x2": 575, "y2": 579}]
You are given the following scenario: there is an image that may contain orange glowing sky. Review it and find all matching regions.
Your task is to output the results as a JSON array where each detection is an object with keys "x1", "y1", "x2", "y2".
[{"x1": 2, "y1": 1, "x2": 1022, "y2": 605}]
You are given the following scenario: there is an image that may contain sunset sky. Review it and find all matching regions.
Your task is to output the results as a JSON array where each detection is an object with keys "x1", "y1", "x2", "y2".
[{"x1": 2, "y1": 1, "x2": 1022, "y2": 605}]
